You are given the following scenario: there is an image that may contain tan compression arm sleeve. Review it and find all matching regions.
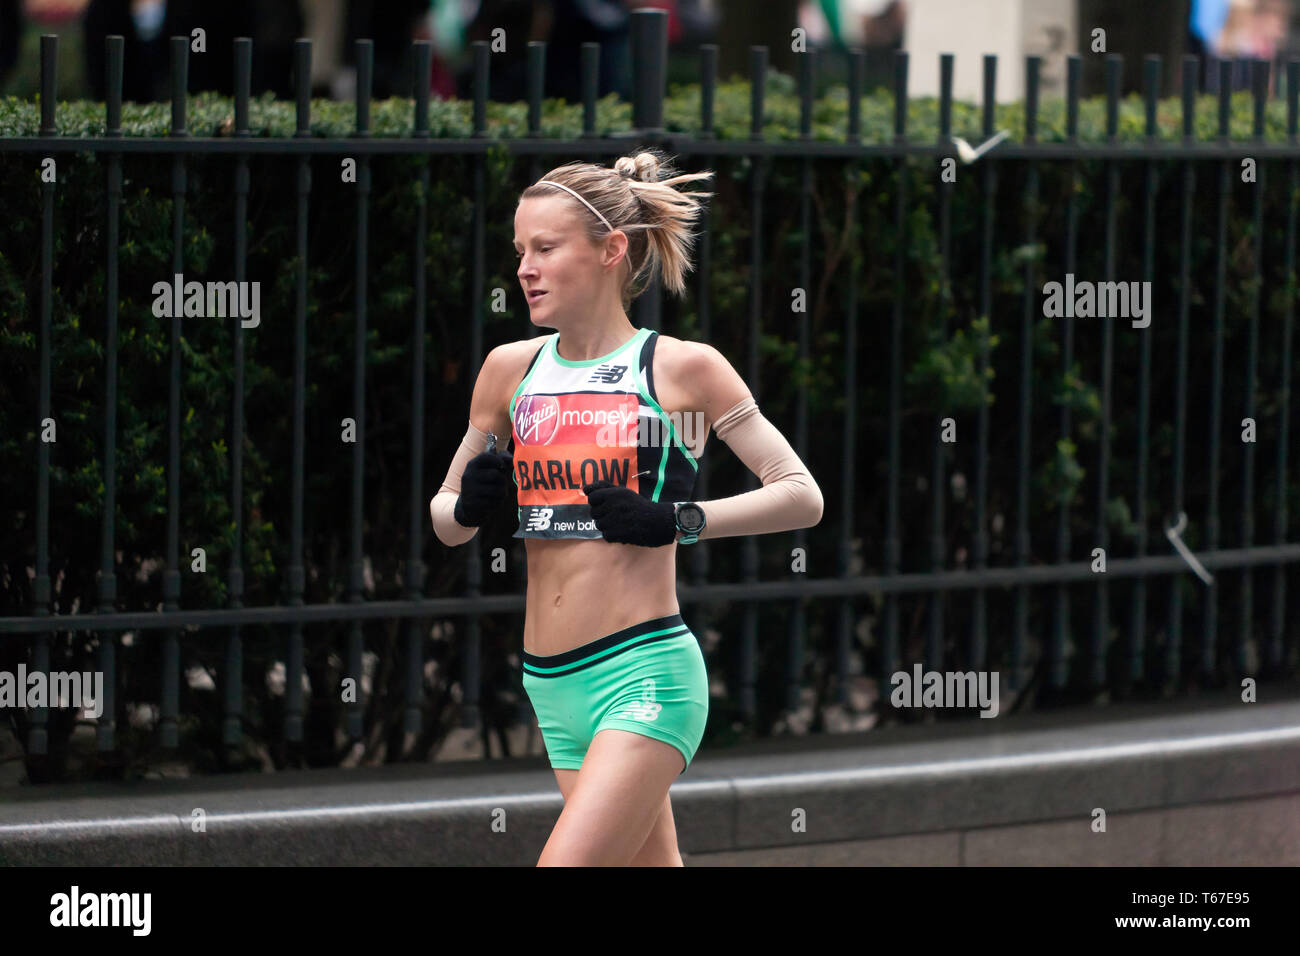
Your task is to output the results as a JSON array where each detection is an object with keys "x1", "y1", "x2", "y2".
[
  {"x1": 697, "y1": 397, "x2": 823, "y2": 540},
  {"x1": 430, "y1": 422, "x2": 494, "y2": 547}
]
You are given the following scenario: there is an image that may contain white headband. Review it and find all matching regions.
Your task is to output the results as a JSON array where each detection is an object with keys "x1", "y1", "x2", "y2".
[{"x1": 534, "y1": 179, "x2": 613, "y2": 232}]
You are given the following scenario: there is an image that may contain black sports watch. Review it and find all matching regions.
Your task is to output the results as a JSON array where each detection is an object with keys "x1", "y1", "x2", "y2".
[{"x1": 673, "y1": 501, "x2": 706, "y2": 544}]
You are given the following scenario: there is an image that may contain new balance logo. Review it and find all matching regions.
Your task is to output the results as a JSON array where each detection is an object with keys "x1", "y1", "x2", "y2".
[
  {"x1": 623, "y1": 678, "x2": 660, "y2": 721},
  {"x1": 524, "y1": 507, "x2": 554, "y2": 531},
  {"x1": 623, "y1": 700, "x2": 662, "y2": 721},
  {"x1": 588, "y1": 364, "x2": 627, "y2": 384}
]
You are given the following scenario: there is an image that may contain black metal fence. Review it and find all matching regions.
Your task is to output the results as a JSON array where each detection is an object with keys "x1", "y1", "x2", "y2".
[{"x1": 2, "y1": 9, "x2": 1297, "y2": 770}]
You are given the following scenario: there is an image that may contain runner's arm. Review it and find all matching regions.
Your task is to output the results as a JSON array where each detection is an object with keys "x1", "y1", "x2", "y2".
[
  {"x1": 682, "y1": 345, "x2": 823, "y2": 540},
  {"x1": 430, "y1": 347, "x2": 515, "y2": 547}
]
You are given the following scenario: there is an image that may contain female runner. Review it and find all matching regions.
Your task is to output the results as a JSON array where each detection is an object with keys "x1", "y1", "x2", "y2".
[{"x1": 431, "y1": 150, "x2": 823, "y2": 866}]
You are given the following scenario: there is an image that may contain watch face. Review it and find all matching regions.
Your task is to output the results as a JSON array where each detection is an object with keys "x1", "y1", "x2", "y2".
[{"x1": 678, "y1": 503, "x2": 705, "y2": 533}]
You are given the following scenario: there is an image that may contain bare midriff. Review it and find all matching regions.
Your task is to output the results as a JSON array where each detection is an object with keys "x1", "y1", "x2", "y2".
[{"x1": 520, "y1": 536, "x2": 681, "y2": 656}]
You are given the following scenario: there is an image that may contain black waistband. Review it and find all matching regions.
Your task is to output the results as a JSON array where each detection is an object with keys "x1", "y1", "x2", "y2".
[{"x1": 522, "y1": 612, "x2": 690, "y2": 676}]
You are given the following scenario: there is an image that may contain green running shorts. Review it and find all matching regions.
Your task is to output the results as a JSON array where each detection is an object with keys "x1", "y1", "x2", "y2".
[{"x1": 522, "y1": 612, "x2": 709, "y2": 775}]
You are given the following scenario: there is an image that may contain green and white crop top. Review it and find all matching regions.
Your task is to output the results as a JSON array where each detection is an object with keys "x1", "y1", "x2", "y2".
[{"x1": 507, "y1": 327, "x2": 700, "y2": 539}]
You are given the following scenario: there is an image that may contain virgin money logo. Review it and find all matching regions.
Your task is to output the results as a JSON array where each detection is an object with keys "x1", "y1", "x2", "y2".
[{"x1": 515, "y1": 395, "x2": 560, "y2": 445}]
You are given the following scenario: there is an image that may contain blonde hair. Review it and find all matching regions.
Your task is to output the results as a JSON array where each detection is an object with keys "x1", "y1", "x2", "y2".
[{"x1": 519, "y1": 150, "x2": 714, "y2": 304}]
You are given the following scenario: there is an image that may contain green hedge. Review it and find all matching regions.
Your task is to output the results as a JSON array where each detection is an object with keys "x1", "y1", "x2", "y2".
[
  {"x1": 1, "y1": 70, "x2": 1299, "y2": 141},
  {"x1": 2, "y1": 78, "x2": 1297, "y2": 782}
]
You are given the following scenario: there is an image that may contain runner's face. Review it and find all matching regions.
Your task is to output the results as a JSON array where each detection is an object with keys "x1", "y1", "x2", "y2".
[{"x1": 514, "y1": 196, "x2": 609, "y2": 325}]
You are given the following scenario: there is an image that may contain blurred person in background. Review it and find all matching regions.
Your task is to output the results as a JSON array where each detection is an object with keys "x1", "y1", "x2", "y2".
[
  {"x1": 1190, "y1": 0, "x2": 1293, "y2": 92},
  {"x1": 799, "y1": 0, "x2": 905, "y2": 89},
  {"x1": 342, "y1": 0, "x2": 428, "y2": 99},
  {"x1": 456, "y1": 0, "x2": 530, "y2": 101},
  {"x1": 1190, "y1": 0, "x2": 1232, "y2": 61},
  {"x1": 84, "y1": 0, "x2": 167, "y2": 100},
  {"x1": 1220, "y1": 0, "x2": 1290, "y2": 59},
  {"x1": 70, "y1": 0, "x2": 709, "y2": 106},
  {"x1": 302, "y1": 0, "x2": 345, "y2": 96},
  {"x1": 456, "y1": 0, "x2": 637, "y2": 103},
  {"x1": 84, "y1": 0, "x2": 302, "y2": 100},
  {"x1": 543, "y1": 0, "x2": 634, "y2": 104},
  {"x1": 424, "y1": 0, "x2": 469, "y2": 98}
]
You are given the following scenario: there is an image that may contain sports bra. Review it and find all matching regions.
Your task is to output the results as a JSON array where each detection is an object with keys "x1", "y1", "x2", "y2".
[{"x1": 507, "y1": 327, "x2": 699, "y2": 539}]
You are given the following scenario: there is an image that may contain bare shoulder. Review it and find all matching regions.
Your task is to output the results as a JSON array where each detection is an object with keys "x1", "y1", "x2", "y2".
[
  {"x1": 653, "y1": 334, "x2": 753, "y2": 430},
  {"x1": 471, "y1": 336, "x2": 551, "y2": 437},
  {"x1": 489, "y1": 336, "x2": 548, "y2": 378}
]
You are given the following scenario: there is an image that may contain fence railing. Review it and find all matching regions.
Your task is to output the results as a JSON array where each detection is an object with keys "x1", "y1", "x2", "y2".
[{"x1": 1, "y1": 9, "x2": 1296, "y2": 769}]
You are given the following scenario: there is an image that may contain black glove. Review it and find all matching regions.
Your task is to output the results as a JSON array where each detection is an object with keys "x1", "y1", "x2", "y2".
[
  {"x1": 454, "y1": 450, "x2": 514, "y2": 527},
  {"x1": 583, "y1": 480, "x2": 677, "y2": 547}
]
